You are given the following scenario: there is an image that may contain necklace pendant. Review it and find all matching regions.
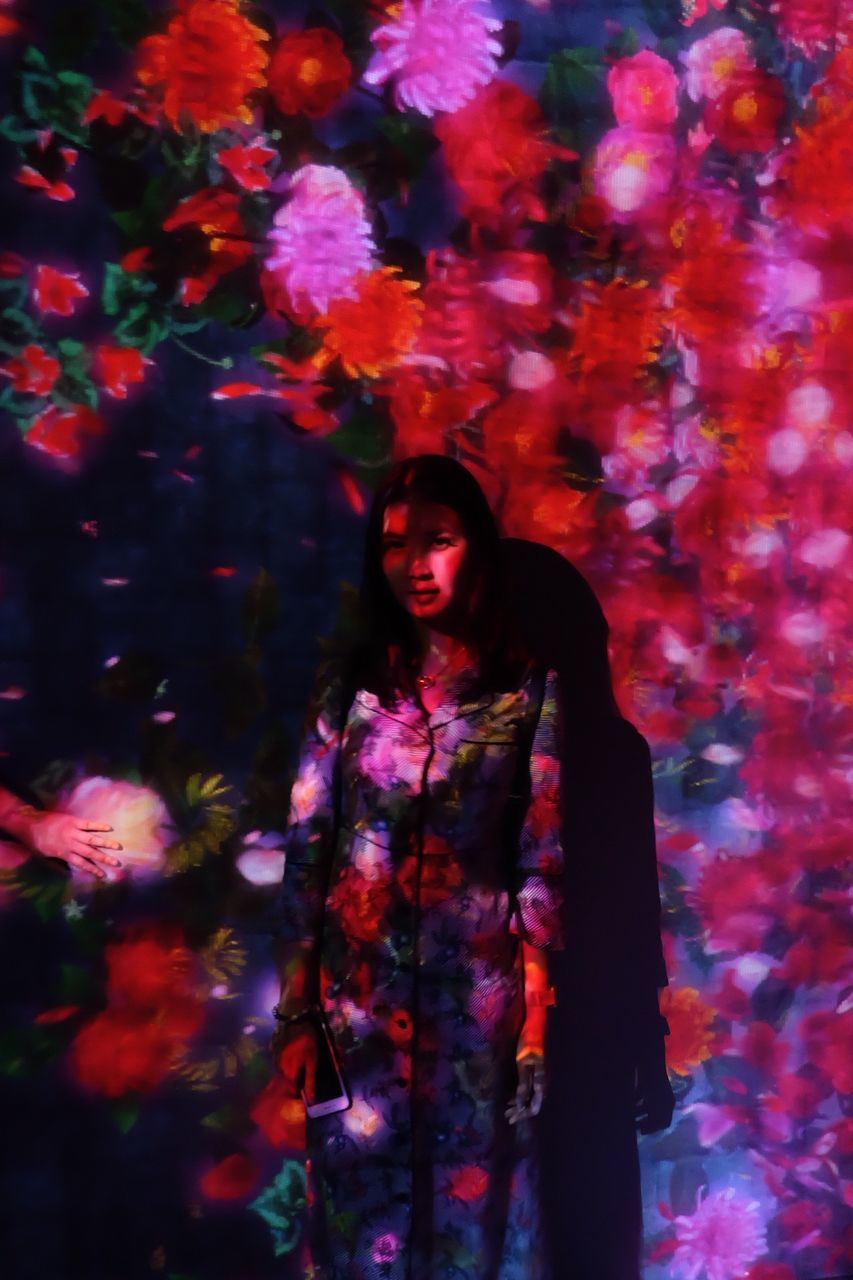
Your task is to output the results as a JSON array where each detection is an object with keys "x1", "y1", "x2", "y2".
[{"x1": 416, "y1": 674, "x2": 436, "y2": 692}]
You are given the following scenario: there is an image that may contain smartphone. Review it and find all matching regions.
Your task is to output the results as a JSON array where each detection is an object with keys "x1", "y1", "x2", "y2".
[{"x1": 302, "y1": 1008, "x2": 352, "y2": 1119}]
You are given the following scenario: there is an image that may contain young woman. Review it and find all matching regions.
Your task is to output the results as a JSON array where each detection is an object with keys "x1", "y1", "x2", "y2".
[{"x1": 273, "y1": 455, "x2": 564, "y2": 1280}]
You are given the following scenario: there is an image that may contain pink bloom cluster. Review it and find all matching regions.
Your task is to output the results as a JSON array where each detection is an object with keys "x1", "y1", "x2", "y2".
[
  {"x1": 265, "y1": 165, "x2": 376, "y2": 321},
  {"x1": 363, "y1": 0, "x2": 503, "y2": 117}
]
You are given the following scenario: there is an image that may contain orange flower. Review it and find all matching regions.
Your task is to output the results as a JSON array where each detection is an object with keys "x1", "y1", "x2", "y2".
[
  {"x1": 136, "y1": 0, "x2": 269, "y2": 134},
  {"x1": 571, "y1": 278, "x2": 663, "y2": 393},
  {"x1": 162, "y1": 186, "x2": 252, "y2": 304},
  {"x1": 665, "y1": 200, "x2": 760, "y2": 350},
  {"x1": 315, "y1": 267, "x2": 423, "y2": 379},
  {"x1": 268, "y1": 27, "x2": 352, "y2": 118},
  {"x1": 661, "y1": 986, "x2": 716, "y2": 1077}
]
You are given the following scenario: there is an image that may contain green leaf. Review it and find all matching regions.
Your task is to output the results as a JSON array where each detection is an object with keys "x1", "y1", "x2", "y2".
[
  {"x1": 112, "y1": 1097, "x2": 140, "y2": 1134},
  {"x1": 0, "y1": 114, "x2": 39, "y2": 144},
  {"x1": 95, "y1": 0, "x2": 154, "y2": 46},
  {"x1": 541, "y1": 47, "x2": 607, "y2": 126},
  {"x1": 326, "y1": 401, "x2": 394, "y2": 471},
  {"x1": 22, "y1": 45, "x2": 49, "y2": 72}
]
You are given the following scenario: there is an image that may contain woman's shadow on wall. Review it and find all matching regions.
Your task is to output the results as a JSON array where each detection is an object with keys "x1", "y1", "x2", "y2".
[{"x1": 504, "y1": 538, "x2": 674, "y2": 1280}]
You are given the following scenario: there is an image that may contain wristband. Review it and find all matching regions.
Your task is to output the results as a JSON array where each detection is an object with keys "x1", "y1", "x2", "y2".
[{"x1": 272, "y1": 1003, "x2": 317, "y2": 1027}]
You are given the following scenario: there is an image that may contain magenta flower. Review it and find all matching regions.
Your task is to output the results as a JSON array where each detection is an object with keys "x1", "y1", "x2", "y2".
[
  {"x1": 672, "y1": 1188, "x2": 766, "y2": 1280},
  {"x1": 684, "y1": 28, "x2": 755, "y2": 103},
  {"x1": 265, "y1": 165, "x2": 375, "y2": 321},
  {"x1": 363, "y1": 0, "x2": 503, "y2": 117},
  {"x1": 592, "y1": 127, "x2": 675, "y2": 220},
  {"x1": 608, "y1": 50, "x2": 679, "y2": 129}
]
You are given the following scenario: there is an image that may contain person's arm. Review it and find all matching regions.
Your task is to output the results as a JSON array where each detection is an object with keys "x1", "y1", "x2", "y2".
[
  {"x1": 273, "y1": 663, "x2": 346, "y2": 1019},
  {"x1": 506, "y1": 668, "x2": 564, "y2": 1124},
  {"x1": 0, "y1": 785, "x2": 121, "y2": 878}
]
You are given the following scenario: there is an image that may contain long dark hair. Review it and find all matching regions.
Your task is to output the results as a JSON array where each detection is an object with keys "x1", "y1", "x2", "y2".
[{"x1": 346, "y1": 455, "x2": 530, "y2": 705}]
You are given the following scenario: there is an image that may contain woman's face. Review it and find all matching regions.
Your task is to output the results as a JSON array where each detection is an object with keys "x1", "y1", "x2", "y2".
[{"x1": 381, "y1": 500, "x2": 472, "y2": 629}]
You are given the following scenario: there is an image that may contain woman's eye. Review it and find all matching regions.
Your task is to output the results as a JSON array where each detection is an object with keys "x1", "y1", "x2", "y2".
[{"x1": 433, "y1": 536, "x2": 453, "y2": 548}]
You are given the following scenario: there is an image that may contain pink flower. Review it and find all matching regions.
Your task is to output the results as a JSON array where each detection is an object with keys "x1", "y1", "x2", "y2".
[
  {"x1": 684, "y1": 28, "x2": 755, "y2": 103},
  {"x1": 680, "y1": 0, "x2": 727, "y2": 26},
  {"x1": 608, "y1": 50, "x2": 679, "y2": 129},
  {"x1": 592, "y1": 127, "x2": 675, "y2": 220},
  {"x1": 775, "y1": 0, "x2": 842, "y2": 56},
  {"x1": 235, "y1": 830, "x2": 286, "y2": 886},
  {"x1": 672, "y1": 1188, "x2": 766, "y2": 1280},
  {"x1": 264, "y1": 165, "x2": 375, "y2": 322},
  {"x1": 61, "y1": 776, "x2": 172, "y2": 882},
  {"x1": 363, "y1": 0, "x2": 502, "y2": 117}
]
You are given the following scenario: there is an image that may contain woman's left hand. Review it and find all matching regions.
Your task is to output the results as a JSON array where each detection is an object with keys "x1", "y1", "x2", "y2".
[{"x1": 505, "y1": 1051, "x2": 545, "y2": 1125}]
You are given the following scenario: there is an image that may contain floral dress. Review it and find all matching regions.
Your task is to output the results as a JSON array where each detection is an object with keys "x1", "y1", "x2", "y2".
[{"x1": 277, "y1": 663, "x2": 565, "y2": 1280}]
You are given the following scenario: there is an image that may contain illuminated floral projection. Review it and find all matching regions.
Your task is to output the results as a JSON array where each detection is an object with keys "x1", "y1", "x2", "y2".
[{"x1": 0, "y1": 0, "x2": 850, "y2": 1278}]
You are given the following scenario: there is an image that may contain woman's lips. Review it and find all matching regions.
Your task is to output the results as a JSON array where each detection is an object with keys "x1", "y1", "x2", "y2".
[{"x1": 409, "y1": 588, "x2": 439, "y2": 602}]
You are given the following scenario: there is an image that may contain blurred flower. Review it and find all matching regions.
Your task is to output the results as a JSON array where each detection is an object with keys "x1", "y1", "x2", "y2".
[
  {"x1": 672, "y1": 1188, "x2": 766, "y2": 1280},
  {"x1": 236, "y1": 830, "x2": 286, "y2": 886},
  {"x1": 660, "y1": 985, "x2": 716, "y2": 1076},
  {"x1": 94, "y1": 344, "x2": 151, "y2": 399},
  {"x1": 328, "y1": 864, "x2": 393, "y2": 943},
  {"x1": 269, "y1": 27, "x2": 351, "y2": 117},
  {"x1": 385, "y1": 371, "x2": 498, "y2": 457},
  {"x1": 62, "y1": 776, "x2": 171, "y2": 881},
  {"x1": 162, "y1": 186, "x2": 252, "y2": 305},
  {"x1": 364, "y1": 0, "x2": 502, "y2": 117},
  {"x1": 436, "y1": 81, "x2": 574, "y2": 224},
  {"x1": 32, "y1": 264, "x2": 88, "y2": 316},
  {"x1": 776, "y1": 0, "x2": 843, "y2": 55},
  {"x1": 251, "y1": 1074, "x2": 306, "y2": 1148},
  {"x1": 372, "y1": 1234, "x2": 400, "y2": 1264},
  {"x1": 665, "y1": 199, "x2": 760, "y2": 349},
  {"x1": 343, "y1": 1098, "x2": 383, "y2": 1140},
  {"x1": 779, "y1": 76, "x2": 853, "y2": 235},
  {"x1": 592, "y1": 127, "x2": 675, "y2": 220},
  {"x1": 200, "y1": 1153, "x2": 259, "y2": 1200},
  {"x1": 1, "y1": 343, "x2": 60, "y2": 395},
  {"x1": 70, "y1": 1008, "x2": 181, "y2": 1096},
  {"x1": 704, "y1": 68, "x2": 785, "y2": 153},
  {"x1": 445, "y1": 1165, "x2": 489, "y2": 1200},
  {"x1": 680, "y1": 0, "x2": 727, "y2": 25},
  {"x1": 315, "y1": 267, "x2": 423, "y2": 378},
  {"x1": 571, "y1": 278, "x2": 664, "y2": 393},
  {"x1": 684, "y1": 27, "x2": 755, "y2": 103},
  {"x1": 608, "y1": 50, "x2": 679, "y2": 129},
  {"x1": 105, "y1": 924, "x2": 196, "y2": 1008},
  {"x1": 264, "y1": 165, "x2": 375, "y2": 322},
  {"x1": 70, "y1": 923, "x2": 203, "y2": 1096},
  {"x1": 25, "y1": 404, "x2": 105, "y2": 463},
  {"x1": 217, "y1": 138, "x2": 277, "y2": 191},
  {"x1": 136, "y1": 0, "x2": 269, "y2": 133}
]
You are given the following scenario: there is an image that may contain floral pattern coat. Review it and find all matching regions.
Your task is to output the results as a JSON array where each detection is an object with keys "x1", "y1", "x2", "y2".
[{"x1": 277, "y1": 663, "x2": 565, "y2": 1280}]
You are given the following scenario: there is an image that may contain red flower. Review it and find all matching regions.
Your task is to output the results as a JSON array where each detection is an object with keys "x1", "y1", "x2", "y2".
[
  {"x1": 385, "y1": 371, "x2": 498, "y2": 458},
  {"x1": 1, "y1": 344, "x2": 60, "y2": 395},
  {"x1": 445, "y1": 1165, "x2": 489, "y2": 1201},
  {"x1": 32, "y1": 264, "x2": 89, "y2": 316},
  {"x1": 435, "y1": 81, "x2": 575, "y2": 225},
  {"x1": 779, "y1": 64, "x2": 853, "y2": 235},
  {"x1": 105, "y1": 924, "x2": 197, "y2": 1010},
  {"x1": 250, "y1": 1073, "x2": 306, "y2": 1149},
  {"x1": 268, "y1": 27, "x2": 352, "y2": 118},
  {"x1": 162, "y1": 186, "x2": 252, "y2": 304},
  {"x1": 199, "y1": 1153, "x2": 259, "y2": 1200},
  {"x1": 327, "y1": 864, "x2": 392, "y2": 943},
  {"x1": 217, "y1": 138, "x2": 277, "y2": 191},
  {"x1": 69, "y1": 1008, "x2": 178, "y2": 1097},
  {"x1": 15, "y1": 134, "x2": 78, "y2": 202},
  {"x1": 136, "y1": 0, "x2": 269, "y2": 134},
  {"x1": 315, "y1": 267, "x2": 423, "y2": 378},
  {"x1": 94, "y1": 344, "x2": 150, "y2": 399},
  {"x1": 704, "y1": 68, "x2": 785, "y2": 153},
  {"x1": 665, "y1": 200, "x2": 760, "y2": 350},
  {"x1": 25, "y1": 404, "x2": 105, "y2": 463}
]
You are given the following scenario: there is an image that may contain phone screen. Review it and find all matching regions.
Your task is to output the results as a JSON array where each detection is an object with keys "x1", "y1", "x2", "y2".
[{"x1": 303, "y1": 1011, "x2": 351, "y2": 1118}]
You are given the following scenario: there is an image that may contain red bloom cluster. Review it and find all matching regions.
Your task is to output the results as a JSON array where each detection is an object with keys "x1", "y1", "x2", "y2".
[
  {"x1": 162, "y1": 186, "x2": 253, "y2": 304},
  {"x1": 268, "y1": 27, "x2": 352, "y2": 118},
  {"x1": 435, "y1": 81, "x2": 575, "y2": 225},
  {"x1": 136, "y1": 0, "x2": 269, "y2": 133},
  {"x1": 69, "y1": 924, "x2": 204, "y2": 1097}
]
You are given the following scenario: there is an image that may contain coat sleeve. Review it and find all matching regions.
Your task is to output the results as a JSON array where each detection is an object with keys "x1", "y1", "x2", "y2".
[
  {"x1": 273, "y1": 662, "x2": 345, "y2": 953},
  {"x1": 511, "y1": 667, "x2": 565, "y2": 950}
]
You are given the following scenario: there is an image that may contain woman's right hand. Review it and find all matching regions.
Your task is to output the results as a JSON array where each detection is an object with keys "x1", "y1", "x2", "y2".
[{"x1": 272, "y1": 1018, "x2": 318, "y2": 1101}]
